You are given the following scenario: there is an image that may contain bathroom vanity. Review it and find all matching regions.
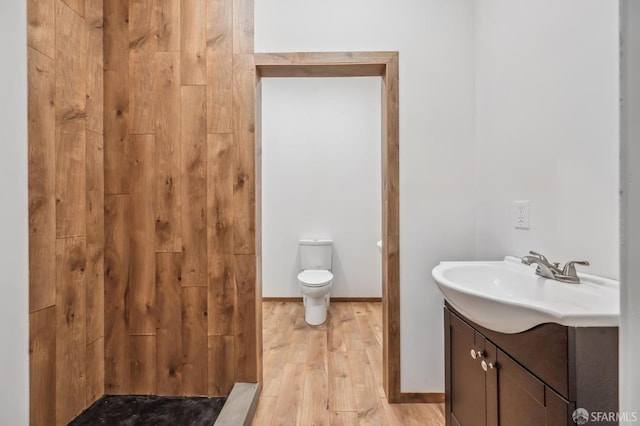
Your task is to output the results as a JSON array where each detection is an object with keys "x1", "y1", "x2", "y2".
[
  {"x1": 432, "y1": 257, "x2": 620, "y2": 425},
  {"x1": 444, "y1": 303, "x2": 618, "y2": 426}
]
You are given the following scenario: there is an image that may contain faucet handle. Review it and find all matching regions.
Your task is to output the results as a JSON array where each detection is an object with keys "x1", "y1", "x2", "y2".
[
  {"x1": 528, "y1": 251, "x2": 549, "y2": 263},
  {"x1": 561, "y1": 260, "x2": 590, "y2": 277}
]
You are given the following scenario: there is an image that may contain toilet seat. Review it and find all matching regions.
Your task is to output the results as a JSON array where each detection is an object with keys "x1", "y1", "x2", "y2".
[{"x1": 297, "y1": 270, "x2": 333, "y2": 287}]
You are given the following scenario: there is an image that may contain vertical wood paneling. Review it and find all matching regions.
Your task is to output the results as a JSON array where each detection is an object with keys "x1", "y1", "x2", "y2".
[
  {"x1": 86, "y1": 336, "x2": 105, "y2": 405},
  {"x1": 85, "y1": 11, "x2": 105, "y2": 397},
  {"x1": 207, "y1": 0, "x2": 232, "y2": 54},
  {"x1": 232, "y1": 54, "x2": 256, "y2": 254},
  {"x1": 61, "y1": 0, "x2": 85, "y2": 18},
  {"x1": 232, "y1": 0, "x2": 256, "y2": 390},
  {"x1": 27, "y1": 0, "x2": 55, "y2": 58},
  {"x1": 129, "y1": 0, "x2": 156, "y2": 134},
  {"x1": 207, "y1": 134, "x2": 234, "y2": 255},
  {"x1": 155, "y1": 0, "x2": 180, "y2": 52},
  {"x1": 232, "y1": 0, "x2": 253, "y2": 54},
  {"x1": 55, "y1": 237, "x2": 87, "y2": 425},
  {"x1": 156, "y1": 252, "x2": 184, "y2": 395},
  {"x1": 55, "y1": 1, "x2": 86, "y2": 117},
  {"x1": 181, "y1": 0, "x2": 207, "y2": 85},
  {"x1": 206, "y1": 0, "x2": 232, "y2": 133},
  {"x1": 86, "y1": 131, "x2": 105, "y2": 343},
  {"x1": 104, "y1": 0, "x2": 129, "y2": 194},
  {"x1": 93, "y1": 0, "x2": 256, "y2": 401},
  {"x1": 182, "y1": 286, "x2": 208, "y2": 395},
  {"x1": 29, "y1": 306, "x2": 56, "y2": 426},
  {"x1": 207, "y1": 53, "x2": 233, "y2": 133},
  {"x1": 181, "y1": 86, "x2": 208, "y2": 287},
  {"x1": 86, "y1": 0, "x2": 104, "y2": 134},
  {"x1": 104, "y1": 195, "x2": 131, "y2": 394},
  {"x1": 55, "y1": 116, "x2": 87, "y2": 238},
  {"x1": 208, "y1": 255, "x2": 235, "y2": 335},
  {"x1": 129, "y1": 135, "x2": 156, "y2": 333},
  {"x1": 234, "y1": 254, "x2": 258, "y2": 382},
  {"x1": 30, "y1": 0, "x2": 107, "y2": 420},
  {"x1": 56, "y1": 1, "x2": 87, "y2": 238},
  {"x1": 130, "y1": 335, "x2": 157, "y2": 394},
  {"x1": 208, "y1": 335, "x2": 235, "y2": 396},
  {"x1": 154, "y1": 52, "x2": 182, "y2": 252},
  {"x1": 28, "y1": 48, "x2": 56, "y2": 312}
]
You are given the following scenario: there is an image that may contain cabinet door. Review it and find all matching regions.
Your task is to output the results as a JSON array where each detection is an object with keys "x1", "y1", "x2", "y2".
[
  {"x1": 447, "y1": 310, "x2": 487, "y2": 426},
  {"x1": 485, "y1": 341, "x2": 498, "y2": 426},
  {"x1": 496, "y1": 349, "x2": 572, "y2": 426},
  {"x1": 496, "y1": 348, "x2": 546, "y2": 426}
]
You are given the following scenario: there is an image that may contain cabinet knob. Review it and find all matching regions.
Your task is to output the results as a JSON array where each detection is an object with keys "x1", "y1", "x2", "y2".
[
  {"x1": 481, "y1": 360, "x2": 495, "y2": 371},
  {"x1": 470, "y1": 349, "x2": 484, "y2": 359}
]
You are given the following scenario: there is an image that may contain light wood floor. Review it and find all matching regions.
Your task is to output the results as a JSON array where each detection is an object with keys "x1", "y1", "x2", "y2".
[{"x1": 252, "y1": 301, "x2": 445, "y2": 426}]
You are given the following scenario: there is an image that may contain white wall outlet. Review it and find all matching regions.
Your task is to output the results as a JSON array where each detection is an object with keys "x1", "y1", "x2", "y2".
[{"x1": 514, "y1": 200, "x2": 530, "y2": 230}]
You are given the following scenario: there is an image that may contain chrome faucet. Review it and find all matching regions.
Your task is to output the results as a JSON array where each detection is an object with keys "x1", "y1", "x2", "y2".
[
  {"x1": 555, "y1": 260, "x2": 590, "y2": 284},
  {"x1": 521, "y1": 251, "x2": 589, "y2": 284},
  {"x1": 521, "y1": 251, "x2": 561, "y2": 280}
]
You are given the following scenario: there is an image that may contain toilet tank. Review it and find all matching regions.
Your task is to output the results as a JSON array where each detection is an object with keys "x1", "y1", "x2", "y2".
[{"x1": 299, "y1": 239, "x2": 333, "y2": 270}]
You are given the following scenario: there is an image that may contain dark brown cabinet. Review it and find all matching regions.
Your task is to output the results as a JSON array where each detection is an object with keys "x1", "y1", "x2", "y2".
[
  {"x1": 444, "y1": 303, "x2": 618, "y2": 426},
  {"x1": 448, "y1": 311, "x2": 492, "y2": 426}
]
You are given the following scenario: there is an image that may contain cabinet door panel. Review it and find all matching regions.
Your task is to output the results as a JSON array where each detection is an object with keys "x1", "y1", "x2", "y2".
[
  {"x1": 546, "y1": 388, "x2": 573, "y2": 426},
  {"x1": 451, "y1": 412, "x2": 463, "y2": 426},
  {"x1": 497, "y1": 349, "x2": 546, "y2": 426},
  {"x1": 450, "y1": 313, "x2": 486, "y2": 426}
]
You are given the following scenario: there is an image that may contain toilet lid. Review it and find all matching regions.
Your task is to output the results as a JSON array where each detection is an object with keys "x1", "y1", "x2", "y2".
[{"x1": 298, "y1": 270, "x2": 333, "y2": 287}]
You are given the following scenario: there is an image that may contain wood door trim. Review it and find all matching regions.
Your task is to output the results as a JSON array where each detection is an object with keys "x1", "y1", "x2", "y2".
[{"x1": 254, "y1": 51, "x2": 401, "y2": 402}]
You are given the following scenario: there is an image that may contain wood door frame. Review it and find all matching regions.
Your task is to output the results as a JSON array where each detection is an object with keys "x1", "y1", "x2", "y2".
[{"x1": 253, "y1": 51, "x2": 402, "y2": 402}]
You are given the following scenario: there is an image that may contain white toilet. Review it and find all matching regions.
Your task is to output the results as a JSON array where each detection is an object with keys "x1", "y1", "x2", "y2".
[{"x1": 297, "y1": 239, "x2": 334, "y2": 325}]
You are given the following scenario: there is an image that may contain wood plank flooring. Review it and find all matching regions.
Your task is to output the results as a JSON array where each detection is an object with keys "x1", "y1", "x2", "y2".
[{"x1": 253, "y1": 301, "x2": 445, "y2": 426}]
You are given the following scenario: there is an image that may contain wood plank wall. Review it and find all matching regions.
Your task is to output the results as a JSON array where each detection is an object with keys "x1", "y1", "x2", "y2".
[
  {"x1": 103, "y1": 0, "x2": 259, "y2": 398},
  {"x1": 29, "y1": 0, "x2": 257, "y2": 422},
  {"x1": 28, "y1": 0, "x2": 105, "y2": 424}
]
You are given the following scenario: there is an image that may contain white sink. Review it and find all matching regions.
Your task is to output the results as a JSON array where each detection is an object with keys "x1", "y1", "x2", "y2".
[{"x1": 432, "y1": 256, "x2": 619, "y2": 334}]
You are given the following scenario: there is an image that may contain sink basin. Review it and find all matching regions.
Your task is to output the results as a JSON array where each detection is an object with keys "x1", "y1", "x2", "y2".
[{"x1": 432, "y1": 256, "x2": 619, "y2": 333}]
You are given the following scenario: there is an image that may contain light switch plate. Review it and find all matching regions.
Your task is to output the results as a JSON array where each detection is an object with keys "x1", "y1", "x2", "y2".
[{"x1": 515, "y1": 200, "x2": 530, "y2": 230}]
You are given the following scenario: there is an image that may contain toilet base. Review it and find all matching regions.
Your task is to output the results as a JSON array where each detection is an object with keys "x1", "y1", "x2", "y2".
[
  {"x1": 299, "y1": 282, "x2": 332, "y2": 326},
  {"x1": 304, "y1": 295, "x2": 329, "y2": 325}
]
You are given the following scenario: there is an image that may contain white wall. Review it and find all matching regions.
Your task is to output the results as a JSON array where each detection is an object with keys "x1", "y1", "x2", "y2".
[
  {"x1": 474, "y1": 0, "x2": 620, "y2": 279},
  {"x1": 261, "y1": 77, "x2": 382, "y2": 298},
  {"x1": 620, "y1": 0, "x2": 640, "y2": 414},
  {"x1": 0, "y1": 1, "x2": 30, "y2": 424},
  {"x1": 256, "y1": 0, "x2": 477, "y2": 391},
  {"x1": 257, "y1": 1, "x2": 620, "y2": 394}
]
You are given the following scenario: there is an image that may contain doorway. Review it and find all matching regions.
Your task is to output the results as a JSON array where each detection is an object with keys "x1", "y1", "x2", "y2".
[{"x1": 254, "y1": 51, "x2": 401, "y2": 401}]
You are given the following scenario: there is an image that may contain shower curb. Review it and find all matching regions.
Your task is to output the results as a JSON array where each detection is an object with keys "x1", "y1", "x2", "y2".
[{"x1": 213, "y1": 383, "x2": 260, "y2": 426}]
